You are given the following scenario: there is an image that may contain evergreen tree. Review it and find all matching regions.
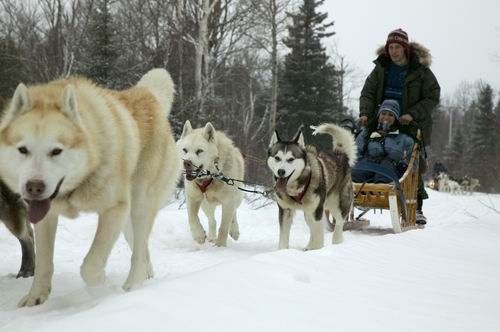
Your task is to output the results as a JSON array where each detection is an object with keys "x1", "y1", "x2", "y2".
[
  {"x1": 278, "y1": 0, "x2": 342, "y2": 148},
  {"x1": 470, "y1": 84, "x2": 499, "y2": 191},
  {"x1": 0, "y1": 37, "x2": 25, "y2": 102},
  {"x1": 80, "y1": 0, "x2": 119, "y2": 87},
  {"x1": 494, "y1": 97, "x2": 500, "y2": 122},
  {"x1": 444, "y1": 128, "x2": 466, "y2": 177},
  {"x1": 429, "y1": 103, "x2": 449, "y2": 157}
]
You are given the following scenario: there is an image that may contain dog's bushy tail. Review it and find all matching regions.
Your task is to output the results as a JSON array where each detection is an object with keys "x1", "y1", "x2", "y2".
[
  {"x1": 311, "y1": 123, "x2": 357, "y2": 167},
  {"x1": 137, "y1": 68, "x2": 175, "y2": 117}
]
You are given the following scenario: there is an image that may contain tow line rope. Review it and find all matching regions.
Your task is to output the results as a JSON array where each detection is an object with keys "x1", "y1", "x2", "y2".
[{"x1": 182, "y1": 159, "x2": 274, "y2": 197}]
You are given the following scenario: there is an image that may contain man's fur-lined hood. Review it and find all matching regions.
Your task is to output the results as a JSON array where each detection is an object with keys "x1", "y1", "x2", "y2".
[{"x1": 375, "y1": 42, "x2": 432, "y2": 68}]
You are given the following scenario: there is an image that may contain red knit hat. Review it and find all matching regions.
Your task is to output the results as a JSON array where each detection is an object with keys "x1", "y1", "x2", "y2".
[{"x1": 385, "y1": 28, "x2": 410, "y2": 58}]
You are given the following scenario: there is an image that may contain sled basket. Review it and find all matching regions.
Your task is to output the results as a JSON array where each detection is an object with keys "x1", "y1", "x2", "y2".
[{"x1": 351, "y1": 130, "x2": 421, "y2": 233}]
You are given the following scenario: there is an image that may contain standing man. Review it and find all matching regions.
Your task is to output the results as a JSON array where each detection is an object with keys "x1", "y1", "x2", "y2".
[{"x1": 358, "y1": 28, "x2": 440, "y2": 225}]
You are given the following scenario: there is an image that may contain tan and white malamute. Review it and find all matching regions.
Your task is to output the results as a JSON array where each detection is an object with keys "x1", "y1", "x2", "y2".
[
  {"x1": 267, "y1": 124, "x2": 357, "y2": 250},
  {"x1": 177, "y1": 121, "x2": 244, "y2": 247},
  {"x1": 0, "y1": 69, "x2": 181, "y2": 306}
]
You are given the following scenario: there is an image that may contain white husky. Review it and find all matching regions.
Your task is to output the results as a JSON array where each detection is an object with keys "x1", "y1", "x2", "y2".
[
  {"x1": 437, "y1": 172, "x2": 462, "y2": 194},
  {"x1": 177, "y1": 121, "x2": 244, "y2": 247},
  {"x1": 0, "y1": 69, "x2": 181, "y2": 306}
]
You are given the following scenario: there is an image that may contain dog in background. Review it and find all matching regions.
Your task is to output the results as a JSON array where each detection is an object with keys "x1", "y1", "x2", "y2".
[{"x1": 437, "y1": 172, "x2": 462, "y2": 194}]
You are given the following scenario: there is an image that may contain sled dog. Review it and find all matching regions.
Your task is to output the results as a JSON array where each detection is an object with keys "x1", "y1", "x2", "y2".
[
  {"x1": 460, "y1": 176, "x2": 480, "y2": 195},
  {"x1": 177, "y1": 121, "x2": 244, "y2": 247},
  {"x1": 0, "y1": 179, "x2": 34, "y2": 278},
  {"x1": 0, "y1": 68, "x2": 181, "y2": 306},
  {"x1": 267, "y1": 124, "x2": 357, "y2": 250},
  {"x1": 437, "y1": 172, "x2": 462, "y2": 194}
]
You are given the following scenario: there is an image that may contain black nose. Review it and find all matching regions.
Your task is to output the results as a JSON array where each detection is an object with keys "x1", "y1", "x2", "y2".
[
  {"x1": 184, "y1": 160, "x2": 193, "y2": 168},
  {"x1": 26, "y1": 180, "x2": 46, "y2": 197},
  {"x1": 277, "y1": 169, "x2": 286, "y2": 177}
]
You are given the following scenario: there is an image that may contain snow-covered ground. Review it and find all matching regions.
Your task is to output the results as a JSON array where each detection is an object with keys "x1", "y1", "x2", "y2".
[{"x1": 1, "y1": 189, "x2": 499, "y2": 332}]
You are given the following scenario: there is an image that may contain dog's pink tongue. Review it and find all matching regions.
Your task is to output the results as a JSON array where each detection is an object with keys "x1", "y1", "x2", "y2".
[
  {"x1": 27, "y1": 199, "x2": 51, "y2": 224},
  {"x1": 275, "y1": 178, "x2": 288, "y2": 192}
]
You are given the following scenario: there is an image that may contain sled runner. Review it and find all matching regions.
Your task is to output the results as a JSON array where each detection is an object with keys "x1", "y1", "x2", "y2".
[{"x1": 350, "y1": 131, "x2": 422, "y2": 232}]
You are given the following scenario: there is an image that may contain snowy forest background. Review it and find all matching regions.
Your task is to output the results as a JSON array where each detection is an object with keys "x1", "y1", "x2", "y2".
[{"x1": 0, "y1": 0, "x2": 499, "y2": 192}]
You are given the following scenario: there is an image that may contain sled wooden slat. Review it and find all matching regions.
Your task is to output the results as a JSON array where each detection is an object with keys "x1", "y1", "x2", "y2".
[{"x1": 352, "y1": 131, "x2": 421, "y2": 232}]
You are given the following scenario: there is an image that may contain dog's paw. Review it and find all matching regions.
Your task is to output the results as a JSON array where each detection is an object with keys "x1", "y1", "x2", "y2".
[
  {"x1": 147, "y1": 261, "x2": 155, "y2": 279},
  {"x1": 18, "y1": 289, "x2": 50, "y2": 307},
  {"x1": 332, "y1": 233, "x2": 344, "y2": 244},
  {"x1": 122, "y1": 280, "x2": 139, "y2": 292},
  {"x1": 80, "y1": 263, "x2": 106, "y2": 286},
  {"x1": 123, "y1": 267, "x2": 149, "y2": 292},
  {"x1": 193, "y1": 232, "x2": 206, "y2": 244},
  {"x1": 304, "y1": 242, "x2": 323, "y2": 251},
  {"x1": 207, "y1": 231, "x2": 217, "y2": 242},
  {"x1": 229, "y1": 229, "x2": 240, "y2": 241},
  {"x1": 214, "y1": 237, "x2": 227, "y2": 247},
  {"x1": 16, "y1": 267, "x2": 34, "y2": 279},
  {"x1": 191, "y1": 226, "x2": 207, "y2": 244},
  {"x1": 229, "y1": 224, "x2": 240, "y2": 241}
]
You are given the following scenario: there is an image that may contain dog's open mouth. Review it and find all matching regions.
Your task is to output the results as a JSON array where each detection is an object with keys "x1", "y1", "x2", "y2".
[
  {"x1": 185, "y1": 169, "x2": 198, "y2": 181},
  {"x1": 26, "y1": 178, "x2": 64, "y2": 224},
  {"x1": 183, "y1": 162, "x2": 204, "y2": 181},
  {"x1": 274, "y1": 172, "x2": 294, "y2": 192}
]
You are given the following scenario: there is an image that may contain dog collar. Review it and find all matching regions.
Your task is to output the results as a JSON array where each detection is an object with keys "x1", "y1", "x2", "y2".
[
  {"x1": 289, "y1": 172, "x2": 311, "y2": 204},
  {"x1": 196, "y1": 178, "x2": 213, "y2": 193}
]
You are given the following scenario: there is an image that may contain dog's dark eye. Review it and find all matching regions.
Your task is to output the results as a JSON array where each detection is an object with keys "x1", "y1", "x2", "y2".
[
  {"x1": 18, "y1": 146, "x2": 29, "y2": 155},
  {"x1": 196, "y1": 149, "x2": 203, "y2": 155},
  {"x1": 182, "y1": 148, "x2": 188, "y2": 154},
  {"x1": 286, "y1": 158, "x2": 294, "y2": 163},
  {"x1": 50, "y1": 148, "x2": 63, "y2": 157},
  {"x1": 274, "y1": 156, "x2": 281, "y2": 162}
]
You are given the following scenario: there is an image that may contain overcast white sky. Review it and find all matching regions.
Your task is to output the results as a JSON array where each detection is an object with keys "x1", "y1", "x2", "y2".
[{"x1": 321, "y1": 0, "x2": 500, "y2": 109}]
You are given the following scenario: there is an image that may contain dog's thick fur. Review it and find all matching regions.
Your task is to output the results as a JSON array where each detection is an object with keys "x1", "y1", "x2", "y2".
[
  {"x1": 177, "y1": 121, "x2": 244, "y2": 247},
  {"x1": 0, "y1": 69, "x2": 180, "y2": 306},
  {"x1": 267, "y1": 124, "x2": 356, "y2": 250},
  {"x1": 0, "y1": 179, "x2": 34, "y2": 278}
]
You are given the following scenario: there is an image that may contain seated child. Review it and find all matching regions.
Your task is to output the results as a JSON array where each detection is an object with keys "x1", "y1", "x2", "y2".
[{"x1": 352, "y1": 99, "x2": 414, "y2": 183}]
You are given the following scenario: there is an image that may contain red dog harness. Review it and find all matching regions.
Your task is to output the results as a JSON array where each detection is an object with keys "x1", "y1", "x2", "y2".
[
  {"x1": 196, "y1": 178, "x2": 213, "y2": 193},
  {"x1": 289, "y1": 172, "x2": 311, "y2": 204}
]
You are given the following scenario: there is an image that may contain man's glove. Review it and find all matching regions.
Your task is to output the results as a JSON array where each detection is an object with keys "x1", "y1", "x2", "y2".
[
  {"x1": 399, "y1": 114, "x2": 414, "y2": 125},
  {"x1": 357, "y1": 115, "x2": 368, "y2": 127}
]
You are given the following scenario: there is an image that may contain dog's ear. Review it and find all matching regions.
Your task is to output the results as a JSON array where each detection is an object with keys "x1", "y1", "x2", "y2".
[
  {"x1": 1, "y1": 83, "x2": 30, "y2": 127},
  {"x1": 204, "y1": 122, "x2": 216, "y2": 142},
  {"x1": 269, "y1": 130, "x2": 281, "y2": 147},
  {"x1": 292, "y1": 127, "x2": 305, "y2": 148},
  {"x1": 61, "y1": 85, "x2": 83, "y2": 126},
  {"x1": 181, "y1": 120, "x2": 193, "y2": 138}
]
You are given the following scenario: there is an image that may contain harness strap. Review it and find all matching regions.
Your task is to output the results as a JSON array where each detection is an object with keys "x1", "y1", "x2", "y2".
[{"x1": 289, "y1": 172, "x2": 311, "y2": 204}]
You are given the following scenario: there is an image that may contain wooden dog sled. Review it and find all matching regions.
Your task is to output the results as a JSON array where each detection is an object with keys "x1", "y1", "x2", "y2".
[{"x1": 327, "y1": 131, "x2": 422, "y2": 233}]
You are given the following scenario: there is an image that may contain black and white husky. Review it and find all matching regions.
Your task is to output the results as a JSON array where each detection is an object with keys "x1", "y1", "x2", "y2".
[
  {"x1": 0, "y1": 179, "x2": 34, "y2": 278},
  {"x1": 267, "y1": 124, "x2": 357, "y2": 250}
]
